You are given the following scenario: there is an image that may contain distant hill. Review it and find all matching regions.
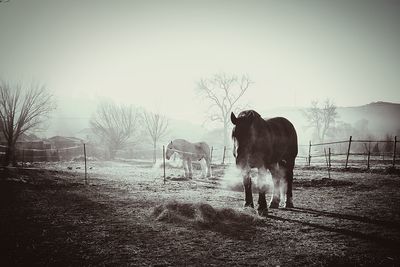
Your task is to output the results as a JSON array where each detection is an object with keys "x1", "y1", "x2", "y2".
[
  {"x1": 337, "y1": 102, "x2": 400, "y2": 137},
  {"x1": 259, "y1": 101, "x2": 400, "y2": 145}
]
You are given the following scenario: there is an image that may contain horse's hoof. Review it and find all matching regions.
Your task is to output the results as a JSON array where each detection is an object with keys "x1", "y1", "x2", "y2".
[
  {"x1": 257, "y1": 208, "x2": 268, "y2": 217},
  {"x1": 269, "y1": 202, "x2": 279, "y2": 209},
  {"x1": 285, "y1": 202, "x2": 294, "y2": 209}
]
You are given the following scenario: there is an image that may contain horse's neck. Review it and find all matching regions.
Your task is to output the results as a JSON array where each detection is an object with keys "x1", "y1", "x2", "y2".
[{"x1": 173, "y1": 144, "x2": 187, "y2": 154}]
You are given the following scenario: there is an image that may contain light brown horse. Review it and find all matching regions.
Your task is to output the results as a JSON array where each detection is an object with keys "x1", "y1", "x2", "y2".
[{"x1": 166, "y1": 139, "x2": 212, "y2": 178}]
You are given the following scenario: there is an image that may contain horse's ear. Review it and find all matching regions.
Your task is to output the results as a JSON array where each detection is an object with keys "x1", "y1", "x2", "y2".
[{"x1": 231, "y1": 112, "x2": 237, "y2": 125}]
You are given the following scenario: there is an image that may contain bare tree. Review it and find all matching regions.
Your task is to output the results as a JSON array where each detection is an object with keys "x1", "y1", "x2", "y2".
[
  {"x1": 90, "y1": 101, "x2": 140, "y2": 160},
  {"x1": 303, "y1": 99, "x2": 338, "y2": 143},
  {"x1": 0, "y1": 81, "x2": 55, "y2": 165},
  {"x1": 196, "y1": 73, "x2": 252, "y2": 147},
  {"x1": 143, "y1": 111, "x2": 169, "y2": 163}
]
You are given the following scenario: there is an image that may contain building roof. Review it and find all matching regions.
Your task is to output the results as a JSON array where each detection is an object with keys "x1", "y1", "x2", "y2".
[{"x1": 47, "y1": 135, "x2": 83, "y2": 143}]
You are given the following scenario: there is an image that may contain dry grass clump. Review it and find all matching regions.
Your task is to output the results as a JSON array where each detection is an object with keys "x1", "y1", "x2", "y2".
[
  {"x1": 152, "y1": 201, "x2": 263, "y2": 232},
  {"x1": 152, "y1": 201, "x2": 196, "y2": 223}
]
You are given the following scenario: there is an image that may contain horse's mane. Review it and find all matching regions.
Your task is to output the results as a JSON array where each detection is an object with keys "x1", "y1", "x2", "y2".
[
  {"x1": 237, "y1": 110, "x2": 262, "y2": 121},
  {"x1": 232, "y1": 110, "x2": 265, "y2": 140}
]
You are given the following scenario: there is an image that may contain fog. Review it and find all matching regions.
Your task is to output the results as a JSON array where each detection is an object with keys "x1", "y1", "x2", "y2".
[{"x1": 1, "y1": 0, "x2": 400, "y2": 142}]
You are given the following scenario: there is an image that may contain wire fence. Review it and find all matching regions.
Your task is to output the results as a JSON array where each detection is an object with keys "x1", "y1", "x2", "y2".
[
  {"x1": 1, "y1": 135, "x2": 398, "y2": 173},
  {"x1": 298, "y1": 136, "x2": 399, "y2": 169},
  {"x1": 1, "y1": 136, "x2": 398, "y2": 187},
  {"x1": 0, "y1": 143, "x2": 98, "y2": 163}
]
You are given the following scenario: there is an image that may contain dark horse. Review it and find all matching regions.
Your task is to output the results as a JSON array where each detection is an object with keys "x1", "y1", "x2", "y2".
[{"x1": 231, "y1": 110, "x2": 298, "y2": 216}]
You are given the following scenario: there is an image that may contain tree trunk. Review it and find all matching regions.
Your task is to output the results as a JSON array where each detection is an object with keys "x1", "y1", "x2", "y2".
[
  {"x1": 4, "y1": 145, "x2": 12, "y2": 166},
  {"x1": 153, "y1": 141, "x2": 157, "y2": 163},
  {"x1": 4, "y1": 138, "x2": 16, "y2": 166},
  {"x1": 223, "y1": 121, "x2": 229, "y2": 148}
]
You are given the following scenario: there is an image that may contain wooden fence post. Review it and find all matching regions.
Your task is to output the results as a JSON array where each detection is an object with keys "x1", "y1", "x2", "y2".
[
  {"x1": 210, "y1": 146, "x2": 213, "y2": 164},
  {"x1": 328, "y1": 147, "x2": 331, "y2": 169},
  {"x1": 328, "y1": 147, "x2": 331, "y2": 179},
  {"x1": 367, "y1": 149, "x2": 371, "y2": 169},
  {"x1": 324, "y1": 148, "x2": 331, "y2": 179},
  {"x1": 222, "y1": 146, "x2": 226, "y2": 165},
  {"x1": 308, "y1": 141, "x2": 312, "y2": 166},
  {"x1": 324, "y1": 148, "x2": 328, "y2": 168},
  {"x1": 163, "y1": 145, "x2": 166, "y2": 184},
  {"x1": 345, "y1": 136, "x2": 352, "y2": 168},
  {"x1": 393, "y1": 136, "x2": 397, "y2": 167},
  {"x1": 83, "y1": 144, "x2": 87, "y2": 185}
]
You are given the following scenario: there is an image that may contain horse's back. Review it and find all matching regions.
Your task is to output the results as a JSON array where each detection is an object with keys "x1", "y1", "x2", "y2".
[
  {"x1": 263, "y1": 117, "x2": 298, "y2": 160},
  {"x1": 173, "y1": 139, "x2": 210, "y2": 158},
  {"x1": 194, "y1": 142, "x2": 210, "y2": 155},
  {"x1": 264, "y1": 117, "x2": 297, "y2": 142},
  {"x1": 194, "y1": 141, "x2": 209, "y2": 149}
]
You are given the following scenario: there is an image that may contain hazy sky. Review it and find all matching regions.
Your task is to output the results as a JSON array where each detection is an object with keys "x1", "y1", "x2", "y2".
[{"x1": 1, "y1": 0, "x2": 399, "y2": 125}]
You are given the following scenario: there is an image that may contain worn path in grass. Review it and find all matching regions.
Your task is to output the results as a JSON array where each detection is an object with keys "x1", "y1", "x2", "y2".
[{"x1": 1, "y1": 164, "x2": 400, "y2": 266}]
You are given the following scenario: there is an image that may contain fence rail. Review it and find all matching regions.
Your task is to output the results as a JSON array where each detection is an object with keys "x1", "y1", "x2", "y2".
[
  {"x1": 302, "y1": 136, "x2": 398, "y2": 169},
  {"x1": 1, "y1": 136, "x2": 398, "y2": 171}
]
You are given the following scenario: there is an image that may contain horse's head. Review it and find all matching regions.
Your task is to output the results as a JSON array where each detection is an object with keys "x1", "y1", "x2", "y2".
[
  {"x1": 231, "y1": 110, "x2": 262, "y2": 167},
  {"x1": 166, "y1": 141, "x2": 174, "y2": 160}
]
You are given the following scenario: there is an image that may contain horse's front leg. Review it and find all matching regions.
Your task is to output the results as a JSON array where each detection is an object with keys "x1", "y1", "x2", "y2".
[
  {"x1": 198, "y1": 159, "x2": 206, "y2": 178},
  {"x1": 257, "y1": 167, "x2": 268, "y2": 216},
  {"x1": 242, "y1": 169, "x2": 254, "y2": 208},
  {"x1": 284, "y1": 161, "x2": 295, "y2": 208},
  {"x1": 187, "y1": 158, "x2": 193, "y2": 179}
]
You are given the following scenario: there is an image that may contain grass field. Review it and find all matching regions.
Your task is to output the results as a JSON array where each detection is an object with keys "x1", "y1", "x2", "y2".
[{"x1": 1, "y1": 161, "x2": 400, "y2": 266}]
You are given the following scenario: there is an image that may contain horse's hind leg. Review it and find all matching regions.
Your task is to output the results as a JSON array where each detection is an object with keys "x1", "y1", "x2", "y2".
[
  {"x1": 269, "y1": 163, "x2": 281, "y2": 209},
  {"x1": 284, "y1": 160, "x2": 295, "y2": 208},
  {"x1": 198, "y1": 158, "x2": 207, "y2": 178},
  {"x1": 257, "y1": 167, "x2": 268, "y2": 216}
]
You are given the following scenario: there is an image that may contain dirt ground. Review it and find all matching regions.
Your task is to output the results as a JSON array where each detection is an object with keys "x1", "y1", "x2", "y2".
[{"x1": 1, "y1": 161, "x2": 400, "y2": 266}]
